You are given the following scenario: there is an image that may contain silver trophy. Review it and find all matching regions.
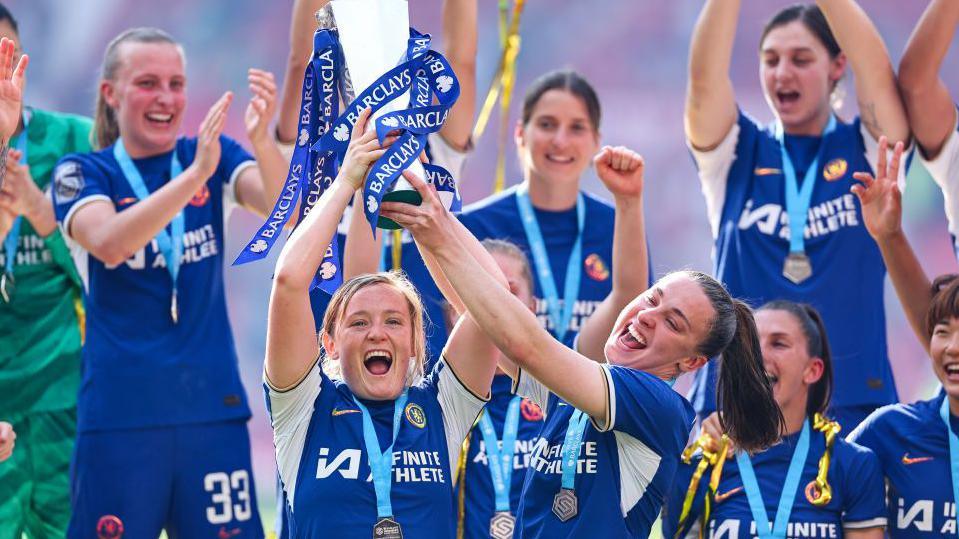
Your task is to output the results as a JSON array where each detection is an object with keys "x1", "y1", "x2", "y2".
[{"x1": 318, "y1": 0, "x2": 426, "y2": 203}]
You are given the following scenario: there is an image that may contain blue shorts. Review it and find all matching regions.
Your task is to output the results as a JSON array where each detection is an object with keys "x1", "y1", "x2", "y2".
[{"x1": 68, "y1": 420, "x2": 263, "y2": 539}]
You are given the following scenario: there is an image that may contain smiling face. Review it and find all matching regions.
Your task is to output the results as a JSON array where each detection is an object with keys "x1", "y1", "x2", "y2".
[
  {"x1": 102, "y1": 41, "x2": 186, "y2": 157},
  {"x1": 515, "y1": 89, "x2": 600, "y2": 189},
  {"x1": 755, "y1": 309, "x2": 823, "y2": 415},
  {"x1": 604, "y1": 274, "x2": 715, "y2": 379},
  {"x1": 760, "y1": 20, "x2": 845, "y2": 136},
  {"x1": 930, "y1": 317, "x2": 959, "y2": 402},
  {"x1": 325, "y1": 283, "x2": 417, "y2": 401}
]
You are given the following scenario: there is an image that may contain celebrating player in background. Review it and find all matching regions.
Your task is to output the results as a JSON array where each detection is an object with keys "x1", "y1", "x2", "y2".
[
  {"x1": 456, "y1": 69, "x2": 654, "y2": 360},
  {"x1": 685, "y1": 0, "x2": 909, "y2": 430},
  {"x1": 275, "y1": 0, "x2": 477, "y2": 355},
  {"x1": 850, "y1": 135, "x2": 959, "y2": 538},
  {"x1": 52, "y1": 27, "x2": 288, "y2": 537},
  {"x1": 382, "y1": 156, "x2": 781, "y2": 539},
  {"x1": 457, "y1": 143, "x2": 650, "y2": 539},
  {"x1": 664, "y1": 301, "x2": 886, "y2": 539},
  {"x1": 264, "y1": 107, "x2": 500, "y2": 538},
  {"x1": 0, "y1": 6, "x2": 92, "y2": 536},
  {"x1": 898, "y1": 0, "x2": 959, "y2": 262}
]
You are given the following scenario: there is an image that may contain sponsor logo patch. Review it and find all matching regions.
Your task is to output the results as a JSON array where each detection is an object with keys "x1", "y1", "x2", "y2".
[
  {"x1": 405, "y1": 402, "x2": 426, "y2": 428},
  {"x1": 520, "y1": 398, "x2": 543, "y2": 422},
  {"x1": 96, "y1": 515, "x2": 124, "y2": 538},
  {"x1": 823, "y1": 158, "x2": 847, "y2": 181},
  {"x1": 584, "y1": 253, "x2": 610, "y2": 282},
  {"x1": 54, "y1": 162, "x2": 84, "y2": 203}
]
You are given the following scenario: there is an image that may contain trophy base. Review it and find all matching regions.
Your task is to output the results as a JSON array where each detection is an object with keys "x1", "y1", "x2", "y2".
[{"x1": 376, "y1": 190, "x2": 423, "y2": 229}]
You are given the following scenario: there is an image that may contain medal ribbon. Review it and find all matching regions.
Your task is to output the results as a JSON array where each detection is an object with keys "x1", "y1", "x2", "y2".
[
  {"x1": 775, "y1": 115, "x2": 836, "y2": 256},
  {"x1": 113, "y1": 138, "x2": 184, "y2": 317},
  {"x1": 477, "y1": 396, "x2": 522, "y2": 512},
  {"x1": 938, "y1": 396, "x2": 959, "y2": 532},
  {"x1": 735, "y1": 419, "x2": 810, "y2": 539},
  {"x1": 2, "y1": 110, "x2": 29, "y2": 282},
  {"x1": 234, "y1": 29, "x2": 344, "y2": 294},
  {"x1": 515, "y1": 184, "x2": 584, "y2": 343},
  {"x1": 559, "y1": 408, "x2": 590, "y2": 491},
  {"x1": 353, "y1": 389, "x2": 410, "y2": 519}
]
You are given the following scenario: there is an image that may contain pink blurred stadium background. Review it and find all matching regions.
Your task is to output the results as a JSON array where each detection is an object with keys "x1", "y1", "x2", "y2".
[{"x1": 10, "y1": 0, "x2": 956, "y2": 522}]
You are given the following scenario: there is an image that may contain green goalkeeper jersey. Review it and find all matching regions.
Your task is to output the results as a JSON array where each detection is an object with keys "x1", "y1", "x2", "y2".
[{"x1": 0, "y1": 107, "x2": 92, "y2": 416}]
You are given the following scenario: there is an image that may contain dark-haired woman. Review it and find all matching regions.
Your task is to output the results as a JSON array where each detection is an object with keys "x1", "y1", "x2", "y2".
[
  {"x1": 456, "y1": 69, "x2": 654, "y2": 357},
  {"x1": 381, "y1": 169, "x2": 782, "y2": 538},
  {"x1": 685, "y1": 0, "x2": 910, "y2": 431},
  {"x1": 663, "y1": 301, "x2": 886, "y2": 539},
  {"x1": 850, "y1": 131, "x2": 959, "y2": 538},
  {"x1": 50, "y1": 28, "x2": 288, "y2": 537}
]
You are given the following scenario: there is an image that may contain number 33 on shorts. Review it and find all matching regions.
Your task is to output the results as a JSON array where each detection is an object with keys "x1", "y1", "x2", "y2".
[{"x1": 204, "y1": 470, "x2": 252, "y2": 525}]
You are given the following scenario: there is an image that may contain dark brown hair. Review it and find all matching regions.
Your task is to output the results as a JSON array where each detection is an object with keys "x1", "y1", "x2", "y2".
[
  {"x1": 760, "y1": 4, "x2": 840, "y2": 58},
  {"x1": 927, "y1": 274, "x2": 959, "y2": 338},
  {"x1": 680, "y1": 271, "x2": 784, "y2": 452},
  {"x1": 521, "y1": 69, "x2": 601, "y2": 132},
  {"x1": 759, "y1": 300, "x2": 833, "y2": 417}
]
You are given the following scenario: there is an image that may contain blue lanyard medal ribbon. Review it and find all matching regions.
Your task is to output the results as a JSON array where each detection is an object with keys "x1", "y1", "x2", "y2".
[
  {"x1": 938, "y1": 397, "x2": 959, "y2": 534},
  {"x1": 113, "y1": 139, "x2": 184, "y2": 323},
  {"x1": 515, "y1": 185, "x2": 585, "y2": 343},
  {"x1": 353, "y1": 390, "x2": 410, "y2": 539},
  {"x1": 776, "y1": 116, "x2": 836, "y2": 285},
  {"x1": 0, "y1": 113, "x2": 27, "y2": 303},
  {"x1": 478, "y1": 396, "x2": 522, "y2": 538},
  {"x1": 552, "y1": 408, "x2": 590, "y2": 522},
  {"x1": 234, "y1": 29, "x2": 344, "y2": 294},
  {"x1": 736, "y1": 419, "x2": 810, "y2": 539}
]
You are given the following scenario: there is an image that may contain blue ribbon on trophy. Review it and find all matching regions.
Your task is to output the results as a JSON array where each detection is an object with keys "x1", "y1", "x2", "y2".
[
  {"x1": 233, "y1": 26, "x2": 344, "y2": 294},
  {"x1": 234, "y1": 0, "x2": 462, "y2": 294}
]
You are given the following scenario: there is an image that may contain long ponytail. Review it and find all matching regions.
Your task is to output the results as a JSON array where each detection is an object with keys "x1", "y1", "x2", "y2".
[
  {"x1": 679, "y1": 271, "x2": 783, "y2": 453},
  {"x1": 93, "y1": 27, "x2": 183, "y2": 150},
  {"x1": 716, "y1": 301, "x2": 783, "y2": 452}
]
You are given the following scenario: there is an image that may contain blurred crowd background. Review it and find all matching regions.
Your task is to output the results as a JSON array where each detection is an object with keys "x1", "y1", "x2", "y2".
[{"x1": 9, "y1": 0, "x2": 957, "y2": 523}]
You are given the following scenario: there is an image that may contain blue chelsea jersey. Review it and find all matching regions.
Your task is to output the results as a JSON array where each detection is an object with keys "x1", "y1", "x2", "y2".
[
  {"x1": 513, "y1": 365, "x2": 694, "y2": 539},
  {"x1": 848, "y1": 394, "x2": 959, "y2": 538},
  {"x1": 265, "y1": 358, "x2": 486, "y2": 539},
  {"x1": 459, "y1": 374, "x2": 545, "y2": 539},
  {"x1": 52, "y1": 136, "x2": 254, "y2": 432},
  {"x1": 663, "y1": 427, "x2": 887, "y2": 539},
  {"x1": 458, "y1": 185, "x2": 630, "y2": 348},
  {"x1": 690, "y1": 110, "x2": 898, "y2": 414}
]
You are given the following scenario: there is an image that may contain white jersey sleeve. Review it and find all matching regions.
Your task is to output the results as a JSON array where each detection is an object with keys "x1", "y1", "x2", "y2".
[
  {"x1": 264, "y1": 360, "x2": 323, "y2": 508},
  {"x1": 511, "y1": 368, "x2": 552, "y2": 411},
  {"x1": 688, "y1": 124, "x2": 741, "y2": 238},
  {"x1": 915, "y1": 111, "x2": 959, "y2": 254},
  {"x1": 432, "y1": 357, "x2": 487, "y2": 482},
  {"x1": 428, "y1": 132, "x2": 470, "y2": 179}
]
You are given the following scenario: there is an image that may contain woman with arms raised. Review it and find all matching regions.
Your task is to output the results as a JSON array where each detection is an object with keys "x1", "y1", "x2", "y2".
[
  {"x1": 381, "y1": 157, "x2": 782, "y2": 538},
  {"x1": 265, "y1": 108, "x2": 501, "y2": 538}
]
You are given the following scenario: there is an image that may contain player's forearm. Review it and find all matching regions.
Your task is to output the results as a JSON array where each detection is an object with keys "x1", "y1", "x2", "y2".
[
  {"x1": 22, "y1": 191, "x2": 56, "y2": 237},
  {"x1": 610, "y1": 194, "x2": 648, "y2": 308},
  {"x1": 249, "y1": 136, "x2": 292, "y2": 217},
  {"x1": 83, "y1": 166, "x2": 208, "y2": 265},
  {"x1": 343, "y1": 191, "x2": 381, "y2": 279},
  {"x1": 438, "y1": 0, "x2": 477, "y2": 150},
  {"x1": 685, "y1": 0, "x2": 739, "y2": 150},
  {"x1": 876, "y1": 230, "x2": 933, "y2": 351},
  {"x1": 277, "y1": 0, "x2": 327, "y2": 142}
]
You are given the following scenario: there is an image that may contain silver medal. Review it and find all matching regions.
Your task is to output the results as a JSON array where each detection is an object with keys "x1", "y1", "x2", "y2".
[
  {"x1": 373, "y1": 517, "x2": 403, "y2": 539},
  {"x1": 552, "y1": 488, "x2": 578, "y2": 522},
  {"x1": 0, "y1": 272, "x2": 14, "y2": 303},
  {"x1": 489, "y1": 511, "x2": 515, "y2": 539},
  {"x1": 782, "y1": 252, "x2": 813, "y2": 284}
]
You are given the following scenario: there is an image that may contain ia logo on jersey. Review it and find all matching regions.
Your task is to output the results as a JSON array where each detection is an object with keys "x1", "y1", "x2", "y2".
[
  {"x1": 333, "y1": 124, "x2": 350, "y2": 142},
  {"x1": 405, "y1": 402, "x2": 426, "y2": 428},
  {"x1": 823, "y1": 158, "x2": 847, "y2": 182},
  {"x1": 436, "y1": 75, "x2": 454, "y2": 93}
]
